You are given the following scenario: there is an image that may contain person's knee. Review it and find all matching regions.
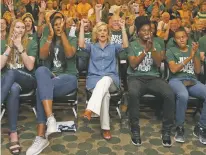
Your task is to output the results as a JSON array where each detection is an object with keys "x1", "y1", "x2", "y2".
[
  {"x1": 35, "y1": 66, "x2": 49, "y2": 78},
  {"x1": 10, "y1": 83, "x2": 21, "y2": 95},
  {"x1": 96, "y1": 76, "x2": 112, "y2": 88},
  {"x1": 176, "y1": 92, "x2": 189, "y2": 103},
  {"x1": 5, "y1": 69, "x2": 16, "y2": 79},
  {"x1": 69, "y1": 75, "x2": 78, "y2": 89},
  {"x1": 128, "y1": 87, "x2": 140, "y2": 98}
]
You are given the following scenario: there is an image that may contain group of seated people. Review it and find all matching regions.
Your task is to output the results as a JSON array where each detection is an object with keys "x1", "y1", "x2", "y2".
[{"x1": 1, "y1": 0, "x2": 206, "y2": 154}]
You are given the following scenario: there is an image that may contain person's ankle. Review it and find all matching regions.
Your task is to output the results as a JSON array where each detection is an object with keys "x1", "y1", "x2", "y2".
[
  {"x1": 47, "y1": 113, "x2": 54, "y2": 119},
  {"x1": 9, "y1": 132, "x2": 18, "y2": 142}
]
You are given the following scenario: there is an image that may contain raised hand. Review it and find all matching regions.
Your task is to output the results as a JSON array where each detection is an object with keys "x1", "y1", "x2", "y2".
[
  {"x1": 80, "y1": 19, "x2": 89, "y2": 27},
  {"x1": 119, "y1": 19, "x2": 125, "y2": 29},
  {"x1": 95, "y1": 4, "x2": 102, "y2": 12},
  {"x1": 48, "y1": 23, "x2": 54, "y2": 38},
  {"x1": 190, "y1": 42, "x2": 199, "y2": 58},
  {"x1": 6, "y1": 0, "x2": 14, "y2": 12},
  {"x1": 39, "y1": 0, "x2": 46, "y2": 13}
]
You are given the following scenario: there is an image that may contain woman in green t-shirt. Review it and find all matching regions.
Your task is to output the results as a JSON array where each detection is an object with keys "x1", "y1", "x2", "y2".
[
  {"x1": 166, "y1": 27, "x2": 206, "y2": 145},
  {"x1": 26, "y1": 12, "x2": 78, "y2": 155},
  {"x1": 1, "y1": 19, "x2": 37, "y2": 154}
]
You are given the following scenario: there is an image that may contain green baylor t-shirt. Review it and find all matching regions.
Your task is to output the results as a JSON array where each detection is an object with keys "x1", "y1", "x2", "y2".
[
  {"x1": 127, "y1": 39, "x2": 162, "y2": 77},
  {"x1": 166, "y1": 46, "x2": 200, "y2": 79}
]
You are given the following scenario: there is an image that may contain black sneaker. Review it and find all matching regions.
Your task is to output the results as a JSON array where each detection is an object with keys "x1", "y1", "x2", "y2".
[
  {"x1": 131, "y1": 127, "x2": 141, "y2": 146},
  {"x1": 174, "y1": 126, "x2": 185, "y2": 143},
  {"x1": 161, "y1": 131, "x2": 172, "y2": 147},
  {"x1": 193, "y1": 125, "x2": 206, "y2": 145}
]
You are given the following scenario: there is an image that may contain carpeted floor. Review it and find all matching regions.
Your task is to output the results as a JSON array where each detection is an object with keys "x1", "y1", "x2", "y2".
[{"x1": 1, "y1": 81, "x2": 206, "y2": 155}]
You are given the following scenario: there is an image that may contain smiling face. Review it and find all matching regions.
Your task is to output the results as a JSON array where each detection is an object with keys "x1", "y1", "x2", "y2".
[
  {"x1": 14, "y1": 21, "x2": 25, "y2": 37},
  {"x1": 174, "y1": 30, "x2": 188, "y2": 49},
  {"x1": 97, "y1": 24, "x2": 109, "y2": 43},
  {"x1": 24, "y1": 17, "x2": 33, "y2": 32},
  {"x1": 138, "y1": 24, "x2": 152, "y2": 41}
]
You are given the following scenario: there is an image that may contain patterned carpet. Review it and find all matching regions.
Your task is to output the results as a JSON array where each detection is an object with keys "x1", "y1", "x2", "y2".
[{"x1": 1, "y1": 81, "x2": 206, "y2": 155}]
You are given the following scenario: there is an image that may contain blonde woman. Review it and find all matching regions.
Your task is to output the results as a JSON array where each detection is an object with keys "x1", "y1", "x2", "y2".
[
  {"x1": 79, "y1": 19, "x2": 128, "y2": 140},
  {"x1": 0, "y1": 19, "x2": 37, "y2": 154}
]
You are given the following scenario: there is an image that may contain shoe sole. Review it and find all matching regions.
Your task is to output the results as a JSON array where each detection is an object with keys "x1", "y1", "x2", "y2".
[
  {"x1": 31, "y1": 141, "x2": 50, "y2": 155},
  {"x1": 174, "y1": 137, "x2": 185, "y2": 143},
  {"x1": 131, "y1": 140, "x2": 142, "y2": 146},
  {"x1": 162, "y1": 142, "x2": 172, "y2": 147}
]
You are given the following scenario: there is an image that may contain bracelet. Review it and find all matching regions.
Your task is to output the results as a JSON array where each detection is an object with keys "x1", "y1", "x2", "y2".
[
  {"x1": 6, "y1": 44, "x2": 13, "y2": 49},
  {"x1": 18, "y1": 49, "x2": 25, "y2": 55},
  {"x1": 47, "y1": 39, "x2": 52, "y2": 44},
  {"x1": 143, "y1": 50, "x2": 147, "y2": 55},
  {"x1": 122, "y1": 28, "x2": 126, "y2": 32},
  {"x1": 3, "y1": 52, "x2": 9, "y2": 57},
  {"x1": 181, "y1": 61, "x2": 185, "y2": 66}
]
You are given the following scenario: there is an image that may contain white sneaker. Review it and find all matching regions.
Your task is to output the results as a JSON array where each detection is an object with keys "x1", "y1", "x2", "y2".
[
  {"x1": 26, "y1": 136, "x2": 49, "y2": 155},
  {"x1": 46, "y1": 116, "x2": 57, "y2": 135}
]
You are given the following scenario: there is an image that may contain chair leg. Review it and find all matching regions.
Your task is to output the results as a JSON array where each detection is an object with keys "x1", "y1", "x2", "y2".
[
  {"x1": 32, "y1": 107, "x2": 37, "y2": 117},
  {"x1": 72, "y1": 102, "x2": 78, "y2": 119},
  {"x1": 0, "y1": 108, "x2": 6, "y2": 120},
  {"x1": 116, "y1": 107, "x2": 122, "y2": 119}
]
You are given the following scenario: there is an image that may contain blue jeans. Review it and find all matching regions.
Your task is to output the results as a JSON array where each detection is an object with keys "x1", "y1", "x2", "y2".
[
  {"x1": 169, "y1": 77, "x2": 206, "y2": 128},
  {"x1": 35, "y1": 66, "x2": 77, "y2": 124},
  {"x1": 1, "y1": 69, "x2": 36, "y2": 132}
]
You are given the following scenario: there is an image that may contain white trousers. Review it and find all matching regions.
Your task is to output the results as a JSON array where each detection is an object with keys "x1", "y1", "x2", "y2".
[{"x1": 87, "y1": 76, "x2": 117, "y2": 130}]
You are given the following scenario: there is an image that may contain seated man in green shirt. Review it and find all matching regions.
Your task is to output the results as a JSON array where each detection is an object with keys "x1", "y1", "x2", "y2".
[{"x1": 127, "y1": 16, "x2": 175, "y2": 147}]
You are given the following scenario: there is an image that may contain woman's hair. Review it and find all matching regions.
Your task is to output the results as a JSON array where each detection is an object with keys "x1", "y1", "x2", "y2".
[
  {"x1": 92, "y1": 22, "x2": 111, "y2": 43},
  {"x1": 151, "y1": 22, "x2": 157, "y2": 37},
  {"x1": 7, "y1": 19, "x2": 28, "y2": 67},
  {"x1": 49, "y1": 16, "x2": 67, "y2": 71},
  {"x1": 135, "y1": 16, "x2": 151, "y2": 34},
  {"x1": 22, "y1": 13, "x2": 36, "y2": 33}
]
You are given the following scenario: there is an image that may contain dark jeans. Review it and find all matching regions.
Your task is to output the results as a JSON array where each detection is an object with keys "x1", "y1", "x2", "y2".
[
  {"x1": 1, "y1": 69, "x2": 36, "y2": 132},
  {"x1": 128, "y1": 76, "x2": 175, "y2": 131},
  {"x1": 35, "y1": 66, "x2": 77, "y2": 124}
]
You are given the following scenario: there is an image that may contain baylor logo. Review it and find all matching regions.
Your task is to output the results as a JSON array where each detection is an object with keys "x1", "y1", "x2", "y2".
[
  {"x1": 178, "y1": 57, "x2": 194, "y2": 74},
  {"x1": 137, "y1": 52, "x2": 153, "y2": 72}
]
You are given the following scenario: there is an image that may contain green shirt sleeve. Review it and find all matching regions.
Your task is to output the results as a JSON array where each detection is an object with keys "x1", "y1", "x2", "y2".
[
  {"x1": 166, "y1": 49, "x2": 175, "y2": 63},
  {"x1": 27, "y1": 39, "x2": 38, "y2": 58},
  {"x1": 1, "y1": 40, "x2": 7, "y2": 55},
  {"x1": 199, "y1": 37, "x2": 206, "y2": 53}
]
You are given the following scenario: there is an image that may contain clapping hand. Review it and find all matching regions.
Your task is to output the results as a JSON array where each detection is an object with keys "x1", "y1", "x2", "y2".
[
  {"x1": 190, "y1": 42, "x2": 199, "y2": 58},
  {"x1": 11, "y1": 32, "x2": 23, "y2": 52}
]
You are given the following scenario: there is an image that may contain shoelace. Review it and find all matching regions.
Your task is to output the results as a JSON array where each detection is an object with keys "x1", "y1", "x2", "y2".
[
  {"x1": 32, "y1": 137, "x2": 42, "y2": 148},
  {"x1": 132, "y1": 130, "x2": 140, "y2": 139},
  {"x1": 178, "y1": 127, "x2": 184, "y2": 135}
]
